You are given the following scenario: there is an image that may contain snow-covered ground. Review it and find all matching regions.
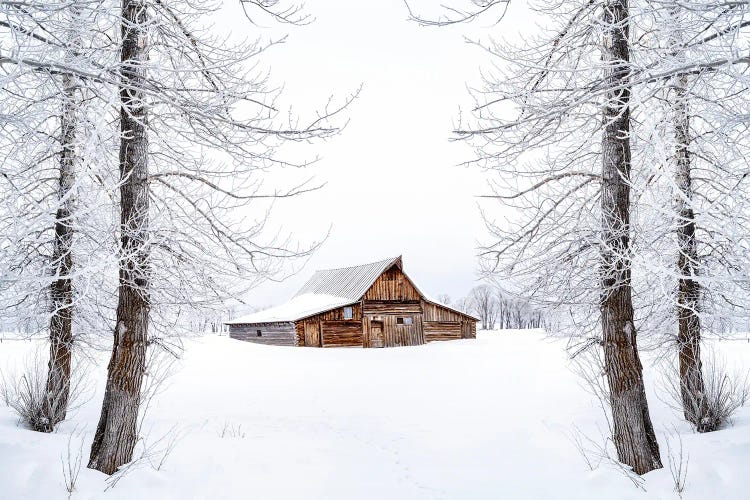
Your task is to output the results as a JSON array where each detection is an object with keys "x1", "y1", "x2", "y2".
[{"x1": 1, "y1": 331, "x2": 749, "y2": 499}]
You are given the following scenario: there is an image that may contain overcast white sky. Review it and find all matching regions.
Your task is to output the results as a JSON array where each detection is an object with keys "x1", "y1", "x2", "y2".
[{"x1": 220, "y1": 1, "x2": 528, "y2": 308}]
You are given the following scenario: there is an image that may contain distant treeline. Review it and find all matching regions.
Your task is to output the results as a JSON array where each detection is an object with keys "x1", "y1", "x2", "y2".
[{"x1": 438, "y1": 285, "x2": 552, "y2": 331}]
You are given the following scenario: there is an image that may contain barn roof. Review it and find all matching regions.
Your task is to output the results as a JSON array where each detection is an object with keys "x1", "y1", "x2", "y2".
[{"x1": 293, "y1": 255, "x2": 402, "y2": 300}]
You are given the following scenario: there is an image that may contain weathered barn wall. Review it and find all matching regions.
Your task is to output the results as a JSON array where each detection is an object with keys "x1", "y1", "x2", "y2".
[
  {"x1": 422, "y1": 301, "x2": 465, "y2": 322},
  {"x1": 298, "y1": 304, "x2": 363, "y2": 347},
  {"x1": 424, "y1": 321, "x2": 462, "y2": 342},
  {"x1": 422, "y1": 300, "x2": 477, "y2": 341},
  {"x1": 363, "y1": 266, "x2": 421, "y2": 301},
  {"x1": 321, "y1": 320, "x2": 363, "y2": 347},
  {"x1": 363, "y1": 315, "x2": 424, "y2": 347},
  {"x1": 391, "y1": 315, "x2": 424, "y2": 346},
  {"x1": 315, "y1": 303, "x2": 362, "y2": 321},
  {"x1": 461, "y1": 321, "x2": 477, "y2": 339},
  {"x1": 295, "y1": 322, "x2": 305, "y2": 346},
  {"x1": 229, "y1": 322, "x2": 296, "y2": 346},
  {"x1": 363, "y1": 301, "x2": 421, "y2": 315}
]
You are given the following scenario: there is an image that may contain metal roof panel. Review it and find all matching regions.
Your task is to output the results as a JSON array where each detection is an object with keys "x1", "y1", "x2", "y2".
[{"x1": 293, "y1": 256, "x2": 401, "y2": 300}]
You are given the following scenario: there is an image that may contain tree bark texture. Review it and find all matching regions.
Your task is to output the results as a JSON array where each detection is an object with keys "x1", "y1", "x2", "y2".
[
  {"x1": 43, "y1": 72, "x2": 78, "y2": 432},
  {"x1": 600, "y1": 0, "x2": 662, "y2": 475},
  {"x1": 88, "y1": 0, "x2": 150, "y2": 475},
  {"x1": 673, "y1": 72, "x2": 708, "y2": 430}
]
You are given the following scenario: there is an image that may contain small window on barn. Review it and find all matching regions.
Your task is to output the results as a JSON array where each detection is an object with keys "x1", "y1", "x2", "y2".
[
  {"x1": 343, "y1": 306, "x2": 353, "y2": 319},
  {"x1": 256, "y1": 330, "x2": 262, "y2": 337},
  {"x1": 397, "y1": 317, "x2": 413, "y2": 325}
]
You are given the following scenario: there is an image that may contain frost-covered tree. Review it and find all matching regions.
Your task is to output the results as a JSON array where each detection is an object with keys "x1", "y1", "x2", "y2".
[
  {"x1": 408, "y1": 0, "x2": 750, "y2": 466},
  {"x1": 85, "y1": 0, "x2": 356, "y2": 474},
  {"x1": 436, "y1": 293, "x2": 453, "y2": 306},
  {"x1": 0, "y1": 1, "x2": 119, "y2": 431},
  {"x1": 2, "y1": 0, "x2": 355, "y2": 472},
  {"x1": 407, "y1": 0, "x2": 664, "y2": 474},
  {"x1": 630, "y1": 1, "x2": 750, "y2": 432},
  {"x1": 469, "y1": 285, "x2": 498, "y2": 330}
]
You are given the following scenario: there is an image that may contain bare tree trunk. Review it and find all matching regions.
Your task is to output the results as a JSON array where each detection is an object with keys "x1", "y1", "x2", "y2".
[
  {"x1": 88, "y1": 0, "x2": 150, "y2": 475},
  {"x1": 600, "y1": 0, "x2": 662, "y2": 475},
  {"x1": 43, "y1": 72, "x2": 78, "y2": 432},
  {"x1": 673, "y1": 71, "x2": 708, "y2": 430}
]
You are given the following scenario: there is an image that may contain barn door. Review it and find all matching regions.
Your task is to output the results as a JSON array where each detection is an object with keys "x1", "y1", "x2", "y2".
[
  {"x1": 304, "y1": 321, "x2": 321, "y2": 347},
  {"x1": 369, "y1": 320, "x2": 384, "y2": 348}
]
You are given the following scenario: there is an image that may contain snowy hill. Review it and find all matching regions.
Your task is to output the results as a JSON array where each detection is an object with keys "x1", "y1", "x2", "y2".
[{"x1": 1, "y1": 331, "x2": 749, "y2": 499}]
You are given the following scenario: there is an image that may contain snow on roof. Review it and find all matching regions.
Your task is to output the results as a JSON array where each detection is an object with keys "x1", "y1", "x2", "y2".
[
  {"x1": 294, "y1": 256, "x2": 402, "y2": 300},
  {"x1": 226, "y1": 293, "x2": 356, "y2": 325}
]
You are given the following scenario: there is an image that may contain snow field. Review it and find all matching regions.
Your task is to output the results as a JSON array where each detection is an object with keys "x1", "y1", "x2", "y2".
[{"x1": 1, "y1": 331, "x2": 749, "y2": 499}]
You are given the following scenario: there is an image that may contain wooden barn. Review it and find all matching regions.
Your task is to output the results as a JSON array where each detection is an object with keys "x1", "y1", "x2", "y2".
[{"x1": 225, "y1": 256, "x2": 478, "y2": 348}]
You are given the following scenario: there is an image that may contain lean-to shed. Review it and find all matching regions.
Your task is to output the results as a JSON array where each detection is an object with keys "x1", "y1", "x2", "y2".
[{"x1": 225, "y1": 256, "x2": 478, "y2": 348}]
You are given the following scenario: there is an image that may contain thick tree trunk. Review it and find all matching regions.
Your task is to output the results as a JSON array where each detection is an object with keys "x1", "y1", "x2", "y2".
[
  {"x1": 673, "y1": 72, "x2": 708, "y2": 430},
  {"x1": 600, "y1": 0, "x2": 662, "y2": 475},
  {"x1": 43, "y1": 72, "x2": 78, "y2": 432},
  {"x1": 88, "y1": 0, "x2": 150, "y2": 475}
]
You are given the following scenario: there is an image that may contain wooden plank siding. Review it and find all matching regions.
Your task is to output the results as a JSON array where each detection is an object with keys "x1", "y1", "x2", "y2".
[
  {"x1": 422, "y1": 300, "x2": 469, "y2": 322},
  {"x1": 462, "y1": 321, "x2": 477, "y2": 339},
  {"x1": 391, "y1": 315, "x2": 424, "y2": 346},
  {"x1": 363, "y1": 314, "x2": 424, "y2": 347},
  {"x1": 363, "y1": 301, "x2": 421, "y2": 315},
  {"x1": 421, "y1": 299, "x2": 476, "y2": 342},
  {"x1": 321, "y1": 320, "x2": 363, "y2": 347},
  {"x1": 299, "y1": 304, "x2": 363, "y2": 347},
  {"x1": 308, "y1": 303, "x2": 362, "y2": 321},
  {"x1": 295, "y1": 322, "x2": 305, "y2": 346},
  {"x1": 229, "y1": 322, "x2": 296, "y2": 346},
  {"x1": 363, "y1": 267, "x2": 421, "y2": 301},
  {"x1": 424, "y1": 321, "x2": 462, "y2": 342}
]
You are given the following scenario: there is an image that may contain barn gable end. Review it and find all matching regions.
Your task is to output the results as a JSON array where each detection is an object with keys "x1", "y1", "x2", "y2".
[
  {"x1": 358, "y1": 262, "x2": 425, "y2": 347},
  {"x1": 362, "y1": 263, "x2": 421, "y2": 302}
]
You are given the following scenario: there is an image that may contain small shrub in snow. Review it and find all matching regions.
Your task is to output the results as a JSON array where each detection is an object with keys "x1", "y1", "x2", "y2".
[
  {"x1": 665, "y1": 431, "x2": 689, "y2": 499},
  {"x1": 61, "y1": 431, "x2": 85, "y2": 499},
  {"x1": 104, "y1": 427, "x2": 183, "y2": 490},
  {"x1": 219, "y1": 421, "x2": 246, "y2": 439},
  {"x1": 661, "y1": 349, "x2": 749, "y2": 432},
  {"x1": 146, "y1": 426, "x2": 182, "y2": 472},
  {"x1": 1, "y1": 360, "x2": 54, "y2": 432},
  {"x1": 698, "y1": 365, "x2": 749, "y2": 432},
  {"x1": 0, "y1": 349, "x2": 89, "y2": 433},
  {"x1": 568, "y1": 426, "x2": 646, "y2": 491}
]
